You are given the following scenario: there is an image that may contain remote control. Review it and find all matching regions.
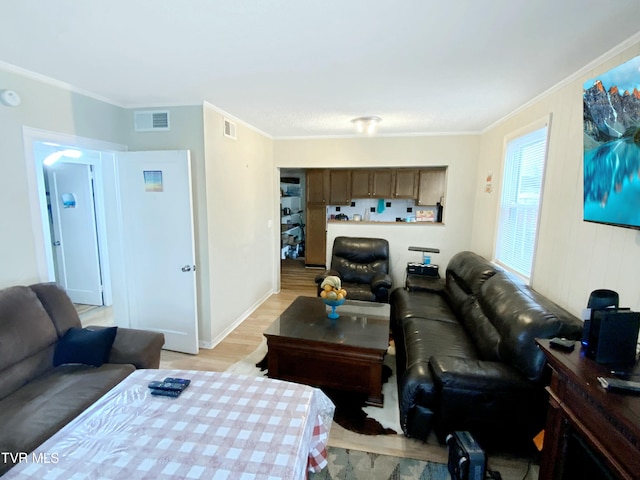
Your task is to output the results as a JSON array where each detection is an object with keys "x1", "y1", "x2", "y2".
[
  {"x1": 148, "y1": 381, "x2": 187, "y2": 392},
  {"x1": 597, "y1": 376, "x2": 640, "y2": 394},
  {"x1": 164, "y1": 377, "x2": 191, "y2": 387},
  {"x1": 150, "y1": 388, "x2": 181, "y2": 398},
  {"x1": 549, "y1": 337, "x2": 575, "y2": 352}
]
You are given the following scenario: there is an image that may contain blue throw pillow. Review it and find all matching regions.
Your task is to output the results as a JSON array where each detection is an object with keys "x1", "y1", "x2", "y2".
[{"x1": 53, "y1": 327, "x2": 118, "y2": 367}]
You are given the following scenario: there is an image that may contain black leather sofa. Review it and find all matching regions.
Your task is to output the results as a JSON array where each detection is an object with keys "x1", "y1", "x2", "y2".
[
  {"x1": 391, "y1": 251, "x2": 583, "y2": 445},
  {"x1": 315, "y1": 236, "x2": 392, "y2": 303}
]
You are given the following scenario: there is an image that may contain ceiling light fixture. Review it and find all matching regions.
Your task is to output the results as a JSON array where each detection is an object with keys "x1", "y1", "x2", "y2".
[
  {"x1": 351, "y1": 116, "x2": 381, "y2": 135},
  {"x1": 43, "y1": 149, "x2": 82, "y2": 166}
]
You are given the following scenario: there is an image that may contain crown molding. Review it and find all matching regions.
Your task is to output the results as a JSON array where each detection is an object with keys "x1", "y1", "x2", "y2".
[{"x1": 483, "y1": 31, "x2": 640, "y2": 133}]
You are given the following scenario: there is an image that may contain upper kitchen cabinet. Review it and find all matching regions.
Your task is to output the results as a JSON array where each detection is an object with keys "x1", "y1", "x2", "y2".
[
  {"x1": 417, "y1": 168, "x2": 447, "y2": 205},
  {"x1": 393, "y1": 169, "x2": 418, "y2": 199},
  {"x1": 371, "y1": 170, "x2": 394, "y2": 198},
  {"x1": 349, "y1": 169, "x2": 393, "y2": 198},
  {"x1": 329, "y1": 170, "x2": 351, "y2": 205},
  {"x1": 350, "y1": 170, "x2": 372, "y2": 198},
  {"x1": 306, "y1": 169, "x2": 329, "y2": 205}
]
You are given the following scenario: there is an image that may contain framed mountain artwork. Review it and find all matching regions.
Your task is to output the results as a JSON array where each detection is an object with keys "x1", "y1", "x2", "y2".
[{"x1": 583, "y1": 54, "x2": 640, "y2": 229}]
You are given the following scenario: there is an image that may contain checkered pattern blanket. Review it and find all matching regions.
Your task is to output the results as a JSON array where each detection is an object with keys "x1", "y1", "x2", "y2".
[{"x1": 5, "y1": 369, "x2": 335, "y2": 479}]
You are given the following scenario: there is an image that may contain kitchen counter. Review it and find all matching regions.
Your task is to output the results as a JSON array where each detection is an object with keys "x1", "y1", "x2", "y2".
[{"x1": 327, "y1": 220, "x2": 444, "y2": 225}]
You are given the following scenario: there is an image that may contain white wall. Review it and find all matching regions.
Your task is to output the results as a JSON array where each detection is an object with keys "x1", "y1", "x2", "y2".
[
  {"x1": 0, "y1": 67, "x2": 126, "y2": 288},
  {"x1": 274, "y1": 135, "x2": 481, "y2": 289},
  {"x1": 203, "y1": 105, "x2": 275, "y2": 347},
  {"x1": 0, "y1": 66, "x2": 277, "y2": 350},
  {"x1": 471, "y1": 40, "x2": 640, "y2": 316}
]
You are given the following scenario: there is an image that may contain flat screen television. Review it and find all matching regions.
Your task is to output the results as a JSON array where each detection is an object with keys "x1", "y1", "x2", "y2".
[{"x1": 583, "y1": 54, "x2": 640, "y2": 230}]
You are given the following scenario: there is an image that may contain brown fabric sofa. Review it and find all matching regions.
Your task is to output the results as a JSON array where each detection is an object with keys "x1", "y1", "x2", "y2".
[{"x1": 0, "y1": 282, "x2": 165, "y2": 475}]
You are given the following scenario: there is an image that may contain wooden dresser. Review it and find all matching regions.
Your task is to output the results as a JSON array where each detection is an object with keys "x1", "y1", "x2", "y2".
[{"x1": 537, "y1": 339, "x2": 640, "y2": 480}]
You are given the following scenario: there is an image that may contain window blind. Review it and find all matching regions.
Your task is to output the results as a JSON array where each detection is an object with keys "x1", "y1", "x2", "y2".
[{"x1": 495, "y1": 126, "x2": 548, "y2": 279}]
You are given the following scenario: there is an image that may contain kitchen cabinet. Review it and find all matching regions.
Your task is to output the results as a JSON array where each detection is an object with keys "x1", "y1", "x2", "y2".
[
  {"x1": 305, "y1": 206, "x2": 327, "y2": 267},
  {"x1": 417, "y1": 168, "x2": 446, "y2": 206},
  {"x1": 349, "y1": 169, "x2": 393, "y2": 198},
  {"x1": 372, "y1": 170, "x2": 394, "y2": 198},
  {"x1": 306, "y1": 170, "x2": 328, "y2": 267},
  {"x1": 350, "y1": 170, "x2": 372, "y2": 198},
  {"x1": 393, "y1": 169, "x2": 418, "y2": 198},
  {"x1": 306, "y1": 169, "x2": 329, "y2": 205},
  {"x1": 329, "y1": 170, "x2": 351, "y2": 205}
]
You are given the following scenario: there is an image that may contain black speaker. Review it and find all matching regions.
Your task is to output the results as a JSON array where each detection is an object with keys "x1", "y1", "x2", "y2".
[
  {"x1": 586, "y1": 309, "x2": 640, "y2": 366},
  {"x1": 581, "y1": 289, "x2": 619, "y2": 347}
]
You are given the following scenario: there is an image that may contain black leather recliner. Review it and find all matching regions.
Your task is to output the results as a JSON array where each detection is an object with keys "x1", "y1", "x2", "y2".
[
  {"x1": 315, "y1": 236, "x2": 392, "y2": 303},
  {"x1": 390, "y1": 251, "x2": 583, "y2": 446}
]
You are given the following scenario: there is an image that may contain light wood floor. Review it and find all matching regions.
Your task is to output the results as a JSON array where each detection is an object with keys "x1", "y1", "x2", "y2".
[{"x1": 81, "y1": 260, "x2": 537, "y2": 479}]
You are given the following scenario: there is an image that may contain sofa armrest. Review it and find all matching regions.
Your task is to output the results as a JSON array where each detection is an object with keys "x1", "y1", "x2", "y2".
[
  {"x1": 371, "y1": 273, "x2": 392, "y2": 302},
  {"x1": 429, "y1": 355, "x2": 533, "y2": 393},
  {"x1": 428, "y1": 355, "x2": 545, "y2": 442},
  {"x1": 87, "y1": 326, "x2": 165, "y2": 369},
  {"x1": 371, "y1": 273, "x2": 392, "y2": 291}
]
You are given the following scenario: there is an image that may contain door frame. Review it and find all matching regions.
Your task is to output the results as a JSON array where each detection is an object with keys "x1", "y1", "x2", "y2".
[
  {"x1": 23, "y1": 127, "x2": 127, "y2": 311},
  {"x1": 47, "y1": 159, "x2": 105, "y2": 305}
]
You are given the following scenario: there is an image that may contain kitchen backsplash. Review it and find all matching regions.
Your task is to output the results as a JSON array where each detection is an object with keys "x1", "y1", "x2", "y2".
[{"x1": 328, "y1": 198, "x2": 438, "y2": 222}]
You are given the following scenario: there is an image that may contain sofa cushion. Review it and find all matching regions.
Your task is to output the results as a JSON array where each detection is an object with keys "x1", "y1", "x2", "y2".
[
  {"x1": 479, "y1": 272, "x2": 582, "y2": 381},
  {"x1": 403, "y1": 317, "x2": 478, "y2": 368},
  {"x1": 446, "y1": 251, "x2": 501, "y2": 296},
  {"x1": 0, "y1": 286, "x2": 58, "y2": 400},
  {"x1": 53, "y1": 327, "x2": 118, "y2": 367},
  {"x1": 0, "y1": 363, "x2": 134, "y2": 474},
  {"x1": 29, "y1": 282, "x2": 82, "y2": 337},
  {"x1": 458, "y1": 298, "x2": 500, "y2": 361},
  {"x1": 391, "y1": 288, "x2": 458, "y2": 328}
]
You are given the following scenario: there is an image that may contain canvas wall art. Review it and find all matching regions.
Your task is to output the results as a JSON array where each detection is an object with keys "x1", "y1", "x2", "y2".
[{"x1": 583, "y1": 54, "x2": 640, "y2": 229}]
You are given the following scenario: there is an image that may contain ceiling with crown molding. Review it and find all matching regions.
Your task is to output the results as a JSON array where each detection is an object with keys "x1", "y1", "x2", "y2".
[{"x1": 1, "y1": 0, "x2": 639, "y2": 138}]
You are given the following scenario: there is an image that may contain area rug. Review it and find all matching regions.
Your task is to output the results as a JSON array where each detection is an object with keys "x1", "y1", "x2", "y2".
[
  {"x1": 225, "y1": 338, "x2": 402, "y2": 435},
  {"x1": 308, "y1": 447, "x2": 449, "y2": 480}
]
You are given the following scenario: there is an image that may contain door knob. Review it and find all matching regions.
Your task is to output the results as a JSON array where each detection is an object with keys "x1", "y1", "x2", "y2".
[{"x1": 181, "y1": 265, "x2": 192, "y2": 272}]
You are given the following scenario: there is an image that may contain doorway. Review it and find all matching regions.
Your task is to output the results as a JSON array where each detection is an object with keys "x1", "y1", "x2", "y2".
[
  {"x1": 23, "y1": 127, "x2": 129, "y2": 327},
  {"x1": 23, "y1": 127, "x2": 125, "y2": 322},
  {"x1": 24, "y1": 129, "x2": 200, "y2": 354},
  {"x1": 279, "y1": 168, "x2": 318, "y2": 291},
  {"x1": 44, "y1": 149, "x2": 105, "y2": 307}
]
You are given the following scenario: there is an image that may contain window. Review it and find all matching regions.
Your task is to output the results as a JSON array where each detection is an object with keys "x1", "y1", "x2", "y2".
[{"x1": 495, "y1": 122, "x2": 549, "y2": 280}]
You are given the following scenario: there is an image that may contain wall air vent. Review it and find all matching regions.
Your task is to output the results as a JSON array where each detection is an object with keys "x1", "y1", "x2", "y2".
[
  {"x1": 134, "y1": 110, "x2": 170, "y2": 132},
  {"x1": 223, "y1": 118, "x2": 237, "y2": 140}
]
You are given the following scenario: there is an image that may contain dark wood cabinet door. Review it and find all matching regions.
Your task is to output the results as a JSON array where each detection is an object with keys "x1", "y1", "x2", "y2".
[
  {"x1": 417, "y1": 168, "x2": 446, "y2": 205},
  {"x1": 305, "y1": 205, "x2": 327, "y2": 267},
  {"x1": 329, "y1": 170, "x2": 351, "y2": 205},
  {"x1": 306, "y1": 169, "x2": 328, "y2": 205},
  {"x1": 393, "y1": 169, "x2": 418, "y2": 198},
  {"x1": 350, "y1": 170, "x2": 372, "y2": 198},
  {"x1": 371, "y1": 170, "x2": 393, "y2": 198}
]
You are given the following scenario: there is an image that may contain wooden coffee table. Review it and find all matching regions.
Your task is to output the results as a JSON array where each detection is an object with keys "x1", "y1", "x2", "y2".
[{"x1": 264, "y1": 296, "x2": 390, "y2": 407}]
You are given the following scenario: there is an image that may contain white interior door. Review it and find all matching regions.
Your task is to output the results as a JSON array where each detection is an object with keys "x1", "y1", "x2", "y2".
[
  {"x1": 117, "y1": 150, "x2": 198, "y2": 354},
  {"x1": 48, "y1": 162, "x2": 104, "y2": 305}
]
